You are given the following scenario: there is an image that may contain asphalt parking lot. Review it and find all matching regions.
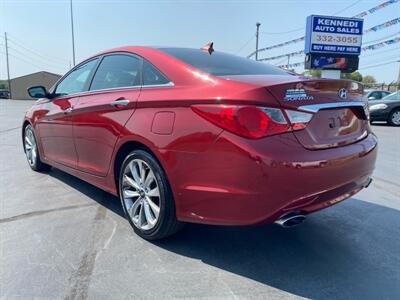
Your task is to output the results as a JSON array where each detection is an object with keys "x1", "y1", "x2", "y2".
[{"x1": 1, "y1": 99, "x2": 399, "y2": 299}]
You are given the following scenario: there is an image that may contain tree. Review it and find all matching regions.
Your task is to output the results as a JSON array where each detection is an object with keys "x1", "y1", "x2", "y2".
[
  {"x1": 303, "y1": 69, "x2": 321, "y2": 78},
  {"x1": 362, "y1": 75, "x2": 376, "y2": 84},
  {"x1": 341, "y1": 71, "x2": 362, "y2": 82},
  {"x1": 0, "y1": 81, "x2": 8, "y2": 89}
]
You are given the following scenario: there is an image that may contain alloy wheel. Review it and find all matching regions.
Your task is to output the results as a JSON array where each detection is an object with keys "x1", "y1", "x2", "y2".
[
  {"x1": 24, "y1": 126, "x2": 37, "y2": 167},
  {"x1": 391, "y1": 111, "x2": 400, "y2": 125},
  {"x1": 122, "y1": 159, "x2": 161, "y2": 230}
]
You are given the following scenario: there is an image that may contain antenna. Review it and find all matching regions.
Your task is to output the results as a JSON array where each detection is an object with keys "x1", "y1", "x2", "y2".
[{"x1": 201, "y1": 42, "x2": 214, "y2": 55}]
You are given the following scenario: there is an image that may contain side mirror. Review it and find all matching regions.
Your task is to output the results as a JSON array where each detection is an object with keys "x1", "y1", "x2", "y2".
[
  {"x1": 368, "y1": 96, "x2": 376, "y2": 100},
  {"x1": 28, "y1": 86, "x2": 48, "y2": 98}
]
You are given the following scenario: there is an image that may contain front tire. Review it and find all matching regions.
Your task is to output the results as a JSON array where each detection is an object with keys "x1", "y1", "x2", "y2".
[
  {"x1": 388, "y1": 108, "x2": 400, "y2": 126},
  {"x1": 119, "y1": 150, "x2": 183, "y2": 240},
  {"x1": 23, "y1": 124, "x2": 50, "y2": 172}
]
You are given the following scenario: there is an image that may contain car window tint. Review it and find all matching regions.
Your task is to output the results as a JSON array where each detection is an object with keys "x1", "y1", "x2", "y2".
[
  {"x1": 370, "y1": 92, "x2": 380, "y2": 99},
  {"x1": 55, "y1": 59, "x2": 98, "y2": 96},
  {"x1": 158, "y1": 47, "x2": 291, "y2": 76},
  {"x1": 90, "y1": 55, "x2": 140, "y2": 90},
  {"x1": 383, "y1": 91, "x2": 400, "y2": 100},
  {"x1": 142, "y1": 60, "x2": 170, "y2": 85}
]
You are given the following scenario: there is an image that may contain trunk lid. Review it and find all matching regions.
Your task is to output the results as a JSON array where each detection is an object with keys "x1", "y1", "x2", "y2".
[{"x1": 224, "y1": 75, "x2": 368, "y2": 150}]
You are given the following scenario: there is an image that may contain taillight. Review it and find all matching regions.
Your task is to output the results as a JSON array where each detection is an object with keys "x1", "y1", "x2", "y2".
[
  {"x1": 191, "y1": 104, "x2": 291, "y2": 139},
  {"x1": 192, "y1": 104, "x2": 314, "y2": 139},
  {"x1": 285, "y1": 110, "x2": 313, "y2": 130}
]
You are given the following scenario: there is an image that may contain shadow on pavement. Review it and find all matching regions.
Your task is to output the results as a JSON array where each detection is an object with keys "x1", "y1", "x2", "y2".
[
  {"x1": 45, "y1": 168, "x2": 400, "y2": 299},
  {"x1": 155, "y1": 199, "x2": 400, "y2": 299},
  {"x1": 47, "y1": 168, "x2": 124, "y2": 217}
]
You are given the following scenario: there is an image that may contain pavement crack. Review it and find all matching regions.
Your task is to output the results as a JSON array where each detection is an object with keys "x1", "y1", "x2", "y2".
[
  {"x1": 65, "y1": 206, "x2": 108, "y2": 300},
  {"x1": 0, "y1": 203, "x2": 96, "y2": 224},
  {"x1": 0, "y1": 126, "x2": 21, "y2": 134}
]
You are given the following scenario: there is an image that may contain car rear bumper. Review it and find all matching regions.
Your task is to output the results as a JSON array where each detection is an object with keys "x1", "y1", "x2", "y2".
[{"x1": 163, "y1": 131, "x2": 377, "y2": 225}]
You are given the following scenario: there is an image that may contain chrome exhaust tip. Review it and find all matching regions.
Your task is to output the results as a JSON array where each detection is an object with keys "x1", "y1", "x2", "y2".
[{"x1": 275, "y1": 212, "x2": 306, "y2": 228}]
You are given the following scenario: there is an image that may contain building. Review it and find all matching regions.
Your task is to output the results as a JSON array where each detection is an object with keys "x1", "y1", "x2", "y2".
[{"x1": 10, "y1": 71, "x2": 61, "y2": 100}]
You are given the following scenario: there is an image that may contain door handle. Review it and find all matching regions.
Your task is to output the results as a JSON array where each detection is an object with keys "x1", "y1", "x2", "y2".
[
  {"x1": 111, "y1": 98, "x2": 130, "y2": 108},
  {"x1": 63, "y1": 107, "x2": 73, "y2": 114}
]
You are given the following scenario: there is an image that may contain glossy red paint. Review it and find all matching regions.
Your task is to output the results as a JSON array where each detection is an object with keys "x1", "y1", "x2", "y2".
[{"x1": 23, "y1": 46, "x2": 377, "y2": 226}]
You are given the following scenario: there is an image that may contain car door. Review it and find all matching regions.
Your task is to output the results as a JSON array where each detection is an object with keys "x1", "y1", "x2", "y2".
[
  {"x1": 72, "y1": 53, "x2": 141, "y2": 176},
  {"x1": 37, "y1": 58, "x2": 99, "y2": 168}
]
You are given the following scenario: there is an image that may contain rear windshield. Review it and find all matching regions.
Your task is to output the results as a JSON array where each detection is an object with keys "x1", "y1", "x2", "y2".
[{"x1": 158, "y1": 47, "x2": 291, "y2": 76}]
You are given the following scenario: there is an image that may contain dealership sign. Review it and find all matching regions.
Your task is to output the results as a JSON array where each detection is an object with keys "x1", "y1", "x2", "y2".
[{"x1": 305, "y1": 15, "x2": 363, "y2": 55}]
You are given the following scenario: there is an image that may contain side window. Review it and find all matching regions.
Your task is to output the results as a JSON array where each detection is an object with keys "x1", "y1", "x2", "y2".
[
  {"x1": 90, "y1": 55, "x2": 140, "y2": 91},
  {"x1": 142, "y1": 60, "x2": 170, "y2": 85},
  {"x1": 55, "y1": 59, "x2": 98, "y2": 96},
  {"x1": 369, "y1": 92, "x2": 380, "y2": 99}
]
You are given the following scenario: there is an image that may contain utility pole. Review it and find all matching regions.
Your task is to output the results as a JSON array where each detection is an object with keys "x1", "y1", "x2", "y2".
[
  {"x1": 287, "y1": 55, "x2": 290, "y2": 67},
  {"x1": 4, "y1": 32, "x2": 11, "y2": 99},
  {"x1": 255, "y1": 22, "x2": 261, "y2": 61},
  {"x1": 70, "y1": 0, "x2": 76, "y2": 66},
  {"x1": 397, "y1": 60, "x2": 400, "y2": 91}
]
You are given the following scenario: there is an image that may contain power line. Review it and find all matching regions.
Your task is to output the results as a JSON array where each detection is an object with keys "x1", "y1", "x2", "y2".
[
  {"x1": 260, "y1": 0, "x2": 363, "y2": 35},
  {"x1": 2, "y1": 50, "x2": 66, "y2": 75},
  {"x1": 359, "y1": 60, "x2": 399, "y2": 70},
  {"x1": 7, "y1": 34, "x2": 69, "y2": 64},
  {"x1": 236, "y1": 35, "x2": 255, "y2": 54},
  {"x1": 361, "y1": 46, "x2": 400, "y2": 58},
  {"x1": 8, "y1": 46, "x2": 67, "y2": 70}
]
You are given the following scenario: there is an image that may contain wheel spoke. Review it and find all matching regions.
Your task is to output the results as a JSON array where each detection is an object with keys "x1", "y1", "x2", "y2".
[
  {"x1": 123, "y1": 189, "x2": 140, "y2": 198},
  {"x1": 131, "y1": 161, "x2": 142, "y2": 185},
  {"x1": 137, "y1": 203, "x2": 144, "y2": 226},
  {"x1": 128, "y1": 198, "x2": 142, "y2": 220},
  {"x1": 144, "y1": 169, "x2": 155, "y2": 188},
  {"x1": 143, "y1": 201, "x2": 155, "y2": 225},
  {"x1": 147, "y1": 187, "x2": 159, "y2": 197},
  {"x1": 25, "y1": 136, "x2": 32, "y2": 146},
  {"x1": 146, "y1": 196, "x2": 160, "y2": 218},
  {"x1": 123, "y1": 175, "x2": 141, "y2": 190},
  {"x1": 138, "y1": 160, "x2": 146, "y2": 183}
]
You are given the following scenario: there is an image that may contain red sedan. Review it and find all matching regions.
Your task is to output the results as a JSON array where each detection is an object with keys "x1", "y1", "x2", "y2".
[{"x1": 23, "y1": 46, "x2": 377, "y2": 240}]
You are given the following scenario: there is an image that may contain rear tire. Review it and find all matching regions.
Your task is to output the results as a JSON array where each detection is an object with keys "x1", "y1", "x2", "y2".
[
  {"x1": 388, "y1": 108, "x2": 400, "y2": 126},
  {"x1": 119, "y1": 149, "x2": 184, "y2": 240},
  {"x1": 23, "y1": 124, "x2": 51, "y2": 172}
]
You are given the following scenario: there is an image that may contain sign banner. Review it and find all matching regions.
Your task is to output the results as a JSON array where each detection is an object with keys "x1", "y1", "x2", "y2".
[
  {"x1": 247, "y1": 0, "x2": 399, "y2": 58},
  {"x1": 362, "y1": 36, "x2": 400, "y2": 51},
  {"x1": 305, "y1": 15, "x2": 363, "y2": 55},
  {"x1": 364, "y1": 17, "x2": 400, "y2": 33}
]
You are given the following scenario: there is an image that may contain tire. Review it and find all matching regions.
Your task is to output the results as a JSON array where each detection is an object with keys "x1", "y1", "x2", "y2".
[
  {"x1": 388, "y1": 108, "x2": 400, "y2": 126},
  {"x1": 23, "y1": 124, "x2": 51, "y2": 172},
  {"x1": 119, "y1": 149, "x2": 184, "y2": 240}
]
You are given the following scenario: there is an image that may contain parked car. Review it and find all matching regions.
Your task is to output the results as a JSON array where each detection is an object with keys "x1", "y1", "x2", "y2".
[
  {"x1": 364, "y1": 89, "x2": 391, "y2": 101},
  {"x1": 0, "y1": 89, "x2": 10, "y2": 99},
  {"x1": 23, "y1": 46, "x2": 377, "y2": 240},
  {"x1": 369, "y1": 91, "x2": 400, "y2": 126}
]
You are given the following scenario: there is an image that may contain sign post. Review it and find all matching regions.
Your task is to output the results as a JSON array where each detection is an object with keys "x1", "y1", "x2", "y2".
[{"x1": 304, "y1": 15, "x2": 363, "y2": 79}]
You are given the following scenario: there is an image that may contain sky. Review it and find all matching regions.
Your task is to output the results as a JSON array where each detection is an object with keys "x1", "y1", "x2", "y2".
[{"x1": 0, "y1": 0, "x2": 399, "y2": 83}]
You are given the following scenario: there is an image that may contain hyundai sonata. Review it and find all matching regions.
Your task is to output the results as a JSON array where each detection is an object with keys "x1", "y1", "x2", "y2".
[{"x1": 23, "y1": 46, "x2": 377, "y2": 240}]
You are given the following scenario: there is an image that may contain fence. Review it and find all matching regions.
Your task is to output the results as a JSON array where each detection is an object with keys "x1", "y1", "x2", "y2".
[{"x1": 363, "y1": 82, "x2": 400, "y2": 92}]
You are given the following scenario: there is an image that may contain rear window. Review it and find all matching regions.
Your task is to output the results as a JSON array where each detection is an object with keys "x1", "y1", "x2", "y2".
[{"x1": 158, "y1": 48, "x2": 291, "y2": 76}]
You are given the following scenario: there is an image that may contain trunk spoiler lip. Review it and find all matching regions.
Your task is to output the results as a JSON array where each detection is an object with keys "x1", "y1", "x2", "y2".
[{"x1": 298, "y1": 101, "x2": 367, "y2": 113}]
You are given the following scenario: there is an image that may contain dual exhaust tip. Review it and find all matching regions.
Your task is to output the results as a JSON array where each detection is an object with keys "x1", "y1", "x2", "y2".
[
  {"x1": 274, "y1": 178, "x2": 374, "y2": 228},
  {"x1": 274, "y1": 212, "x2": 306, "y2": 228}
]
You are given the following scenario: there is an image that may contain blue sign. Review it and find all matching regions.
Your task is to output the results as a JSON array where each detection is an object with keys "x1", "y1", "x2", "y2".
[{"x1": 305, "y1": 15, "x2": 363, "y2": 55}]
